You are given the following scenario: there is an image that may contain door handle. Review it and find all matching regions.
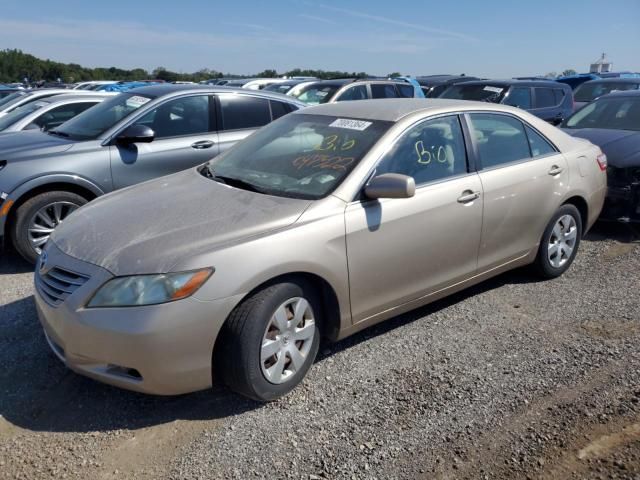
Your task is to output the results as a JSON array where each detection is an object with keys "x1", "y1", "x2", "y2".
[
  {"x1": 191, "y1": 140, "x2": 215, "y2": 150},
  {"x1": 457, "y1": 190, "x2": 481, "y2": 203},
  {"x1": 548, "y1": 165, "x2": 564, "y2": 176}
]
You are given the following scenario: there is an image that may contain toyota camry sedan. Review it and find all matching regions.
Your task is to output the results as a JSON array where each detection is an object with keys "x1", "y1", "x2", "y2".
[{"x1": 36, "y1": 99, "x2": 606, "y2": 401}]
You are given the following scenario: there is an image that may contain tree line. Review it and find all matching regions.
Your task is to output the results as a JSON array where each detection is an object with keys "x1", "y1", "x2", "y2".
[{"x1": 0, "y1": 49, "x2": 373, "y2": 84}]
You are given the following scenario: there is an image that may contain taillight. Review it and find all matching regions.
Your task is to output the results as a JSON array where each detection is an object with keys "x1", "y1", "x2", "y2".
[{"x1": 596, "y1": 153, "x2": 607, "y2": 172}]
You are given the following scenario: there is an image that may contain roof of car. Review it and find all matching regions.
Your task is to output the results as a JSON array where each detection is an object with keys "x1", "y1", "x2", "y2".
[
  {"x1": 415, "y1": 75, "x2": 477, "y2": 85},
  {"x1": 125, "y1": 84, "x2": 308, "y2": 106},
  {"x1": 296, "y1": 98, "x2": 508, "y2": 122},
  {"x1": 581, "y1": 77, "x2": 640, "y2": 85},
  {"x1": 450, "y1": 79, "x2": 568, "y2": 88}
]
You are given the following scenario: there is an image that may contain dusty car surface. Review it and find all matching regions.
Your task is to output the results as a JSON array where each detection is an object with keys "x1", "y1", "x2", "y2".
[
  {"x1": 563, "y1": 90, "x2": 640, "y2": 222},
  {"x1": 35, "y1": 99, "x2": 607, "y2": 401}
]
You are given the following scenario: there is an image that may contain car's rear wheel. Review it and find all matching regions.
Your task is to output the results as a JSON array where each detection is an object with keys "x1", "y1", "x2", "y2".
[
  {"x1": 11, "y1": 191, "x2": 87, "y2": 264},
  {"x1": 534, "y1": 204, "x2": 582, "y2": 279},
  {"x1": 217, "y1": 281, "x2": 321, "y2": 401}
]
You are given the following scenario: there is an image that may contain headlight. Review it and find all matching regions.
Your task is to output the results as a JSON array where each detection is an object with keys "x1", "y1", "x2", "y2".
[{"x1": 87, "y1": 268, "x2": 213, "y2": 308}]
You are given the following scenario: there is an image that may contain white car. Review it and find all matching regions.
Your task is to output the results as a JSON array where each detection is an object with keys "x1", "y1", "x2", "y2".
[
  {"x1": 0, "y1": 89, "x2": 108, "y2": 118},
  {"x1": 0, "y1": 94, "x2": 111, "y2": 133}
]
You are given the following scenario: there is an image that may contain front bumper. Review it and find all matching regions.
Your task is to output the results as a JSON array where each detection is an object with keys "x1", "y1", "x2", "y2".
[{"x1": 35, "y1": 242, "x2": 241, "y2": 395}]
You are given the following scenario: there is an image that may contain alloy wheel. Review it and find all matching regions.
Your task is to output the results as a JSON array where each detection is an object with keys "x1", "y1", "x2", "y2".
[
  {"x1": 260, "y1": 297, "x2": 316, "y2": 384},
  {"x1": 28, "y1": 201, "x2": 79, "y2": 254},
  {"x1": 547, "y1": 214, "x2": 577, "y2": 268}
]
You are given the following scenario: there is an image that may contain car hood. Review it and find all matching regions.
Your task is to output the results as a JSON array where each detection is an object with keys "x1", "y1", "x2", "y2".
[
  {"x1": 563, "y1": 128, "x2": 640, "y2": 168},
  {"x1": 50, "y1": 168, "x2": 313, "y2": 275},
  {"x1": 0, "y1": 130, "x2": 74, "y2": 159}
]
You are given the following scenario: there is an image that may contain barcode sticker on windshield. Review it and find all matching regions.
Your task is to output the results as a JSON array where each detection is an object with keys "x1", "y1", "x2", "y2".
[
  {"x1": 126, "y1": 96, "x2": 151, "y2": 108},
  {"x1": 330, "y1": 119, "x2": 372, "y2": 131},
  {"x1": 483, "y1": 86, "x2": 503, "y2": 93}
]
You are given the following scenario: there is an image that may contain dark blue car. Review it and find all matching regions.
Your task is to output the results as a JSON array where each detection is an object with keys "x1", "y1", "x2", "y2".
[
  {"x1": 562, "y1": 90, "x2": 640, "y2": 222},
  {"x1": 440, "y1": 79, "x2": 574, "y2": 125},
  {"x1": 573, "y1": 78, "x2": 640, "y2": 110}
]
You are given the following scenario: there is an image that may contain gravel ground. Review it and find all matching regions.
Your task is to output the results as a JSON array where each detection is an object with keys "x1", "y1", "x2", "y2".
[{"x1": 1, "y1": 223, "x2": 639, "y2": 480}]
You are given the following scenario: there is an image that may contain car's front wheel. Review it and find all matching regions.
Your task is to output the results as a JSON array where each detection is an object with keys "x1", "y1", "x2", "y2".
[
  {"x1": 534, "y1": 204, "x2": 582, "y2": 279},
  {"x1": 11, "y1": 191, "x2": 87, "y2": 264},
  {"x1": 217, "y1": 281, "x2": 321, "y2": 401}
]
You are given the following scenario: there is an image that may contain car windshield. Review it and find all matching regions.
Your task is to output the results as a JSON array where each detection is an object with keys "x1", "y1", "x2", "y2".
[
  {"x1": 208, "y1": 113, "x2": 392, "y2": 200},
  {"x1": 441, "y1": 84, "x2": 507, "y2": 103},
  {"x1": 0, "y1": 100, "x2": 49, "y2": 131},
  {"x1": 574, "y1": 82, "x2": 640, "y2": 102},
  {"x1": 0, "y1": 91, "x2": 27, "y2": 110},
  {"x1": 53, "y1": 93, "x2": 155, "y2": 140},
  {"x1": 289, "y1": 84, "x2": 341, "y2": 105},
  {"x1": 564, "y1": 96, "x2": 640, "y2": 132}
]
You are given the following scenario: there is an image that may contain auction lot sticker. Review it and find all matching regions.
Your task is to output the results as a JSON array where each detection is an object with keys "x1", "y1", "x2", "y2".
[
  {"x1": 483, "y1": 86, "x2": 503, "y2": 94},
  {"x1": 330, "y1": 119, "x2": 372, "y2": 131},
  {"x1": 126, "y1": 95, "x2": 152, "y2": 109}
]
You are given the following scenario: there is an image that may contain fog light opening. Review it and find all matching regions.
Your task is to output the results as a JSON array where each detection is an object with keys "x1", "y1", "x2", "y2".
[{"x1": 106, "y1": 364, "x2": 143, "y2": 381}]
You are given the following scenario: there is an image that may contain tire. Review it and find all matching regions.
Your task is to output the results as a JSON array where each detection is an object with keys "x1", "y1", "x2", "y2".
[
  {"x1": 533, "y1": 204, "x2": 582, "y2": 279},
  {"x1": 11, "y1": 191, "x2": 87, "y2": 264},
  {"x1": 217, "y1": 281, "x2": 321, "y2": 402}
]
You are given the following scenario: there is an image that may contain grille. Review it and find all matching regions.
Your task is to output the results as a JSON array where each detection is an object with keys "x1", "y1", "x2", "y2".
[{"x1": 36, "y1": 267, "x2": 90, "y2": 306}]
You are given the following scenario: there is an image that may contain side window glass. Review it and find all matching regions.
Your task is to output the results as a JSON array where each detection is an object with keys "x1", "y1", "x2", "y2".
[
  {"x1": 219, "y1": 95, "x2": 271, "y2": 130},
  {"x1": 34, "y1": 102, "x2": 96, "y2": 131},
  {"x1": 503, "y1": 87, "x2": 532, "y2": 109},
  {"x1": 336, "y1": 85, "x2": 368, "y2": 102},
  {"x1": 534, "y1": 88, "x2": 556, "y2": 108},
  {"x1": 525, "y1": 125, "x2": 556, "y2": 157},
  {"x1": 397, "y1": 84, "x2": 414, "y2": 98},
  {"x1": 430, "y1": 84, "x2": 448, "y2": 98},
  {"x1": 136, "y1": 95, "x2": 210, "y2": 139},
  {"x1": 469, "y1": 114, "x2": 531, "y2": 168},
  {"x1": 553, "y1": 88, "x2": 566, "y2": 105},
  {"x1": 371, "y1": 83, "x2": 399, "y2": 99},
  {"x1": 375, "y1": 115, "x2": 467, "y2": 186},
  {"x1": 270, "y1": 100, "x2": 293, "y2": 120}
]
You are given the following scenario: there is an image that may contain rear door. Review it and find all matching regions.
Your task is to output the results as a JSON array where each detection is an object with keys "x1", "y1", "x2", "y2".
[
  {"x1": 110, "y1": 94, "x2": 218, "y2": 189},
  {"x1": 467, "y1": 112, "x2": 568, "y2": 271},
  {"x1": 216, "y1": 94, "x2": 294, "y2": 155},
  {"x1": 531, "y1": 87, "x2": 561, "y2": 123}
]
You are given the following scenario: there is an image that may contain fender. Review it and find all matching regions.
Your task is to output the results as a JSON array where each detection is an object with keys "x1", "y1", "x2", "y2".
[{"x1": 0, "y1": 174, "x2": 105, "y2": 238}]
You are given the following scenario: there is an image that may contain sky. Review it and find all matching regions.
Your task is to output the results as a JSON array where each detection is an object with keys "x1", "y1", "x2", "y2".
[{"x1": 1, "y1": 0, "x2": 639, "y2": 77}]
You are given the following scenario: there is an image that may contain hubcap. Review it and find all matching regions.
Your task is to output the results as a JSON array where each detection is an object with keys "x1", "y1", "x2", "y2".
[
  {"x1": 28, "y1": 201, "x2": 79, "y2": 254},
  {"x1": 260, "y1": 297, "x2": 316, "y2": 385},
  {"x1": 548, "y1": 214, "x2": 577, "y2": 268}
]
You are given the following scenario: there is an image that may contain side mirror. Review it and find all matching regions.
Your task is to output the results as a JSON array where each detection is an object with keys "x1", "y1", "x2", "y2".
[
  {"x1": 364, "y1": 173, "x2": 415, "y2": 199},
  {"x1": 116, "y1": 124, "x2": 155, "y2": 145}
]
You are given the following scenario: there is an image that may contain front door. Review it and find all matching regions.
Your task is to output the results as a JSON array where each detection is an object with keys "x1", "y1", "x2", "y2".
[
  {"x1": 110, "y1": 94, "x2": 218, "y2": 189},
  {"x1": 345, "y1": 114, "x2": 483, "y2": 323}
]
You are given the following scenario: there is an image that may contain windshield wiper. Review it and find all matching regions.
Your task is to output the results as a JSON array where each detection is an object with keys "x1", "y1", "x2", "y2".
[
  {"x1": 200, "y1": 164, "x2": 266, "y2": 194},
  {"x1": 48, "y1": 130, "x2": 70, "y2": 138}
]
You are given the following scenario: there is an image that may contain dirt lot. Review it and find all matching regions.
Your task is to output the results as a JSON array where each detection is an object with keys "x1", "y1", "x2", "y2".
[{"x1": 1, "y1": 223, "x2": 639, "y2": 480}]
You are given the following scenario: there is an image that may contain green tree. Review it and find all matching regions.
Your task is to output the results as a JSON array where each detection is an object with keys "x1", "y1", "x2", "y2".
[{"x1": 561, "y1": 69, "x2": 577, "y2": 77}]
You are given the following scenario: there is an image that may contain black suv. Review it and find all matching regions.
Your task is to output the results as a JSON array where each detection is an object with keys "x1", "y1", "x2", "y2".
[
  {"x1": 441, "y1": 79, "x2": 574, "y2": 125},
  {"x1": 415, "y1": 75, "x2": 480, "y2": 98}
]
